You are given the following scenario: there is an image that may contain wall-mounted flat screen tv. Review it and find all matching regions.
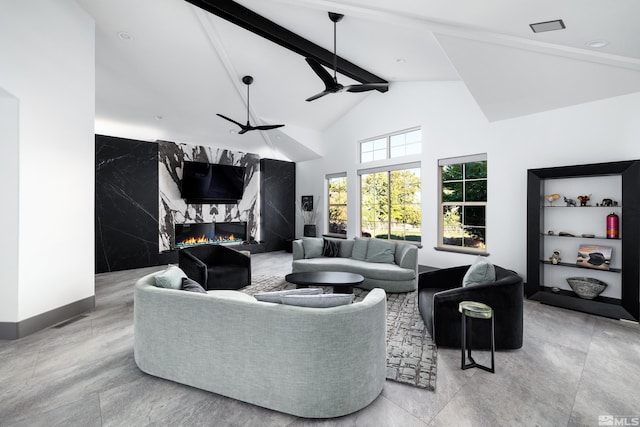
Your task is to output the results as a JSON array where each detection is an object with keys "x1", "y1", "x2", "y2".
[{"x1": 180, "y1": 161, "x2": 246, "y2": 204}]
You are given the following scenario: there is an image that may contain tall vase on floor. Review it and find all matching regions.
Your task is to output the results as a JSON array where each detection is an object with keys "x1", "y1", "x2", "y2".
[{"x1": 298, "y1": 195, "x2": 320, "y2": 238}]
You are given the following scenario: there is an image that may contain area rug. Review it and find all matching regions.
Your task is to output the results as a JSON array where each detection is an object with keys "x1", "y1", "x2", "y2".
[{"x1": 243, "y1": 275, "x2": 437, "y2": 391}]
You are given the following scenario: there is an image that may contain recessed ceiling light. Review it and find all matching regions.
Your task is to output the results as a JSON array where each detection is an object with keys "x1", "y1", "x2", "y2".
[
  {"x1": 118, "y1": 31, "x2": 133, "y2": 41},
  {"x1": 229, "y1": 129, "x2": 237, "y2": 134},
  {"x1": 154, "y1": 115, "x2": 163, "y2": 121},
  {"x1": 529, "y1": 19, "x2": 565, "y2": 33},
  {"x1": 586, "y1": 39, "x2": 609, "y2": 48},
  {"x1": 395, "y1": 58, "x2": 406, "y2": 63}
]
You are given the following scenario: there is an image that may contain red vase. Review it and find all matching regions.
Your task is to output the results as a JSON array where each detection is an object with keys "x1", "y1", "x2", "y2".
[{"x1": 606, "y1": 212, "x2": 619, "y2": 239}]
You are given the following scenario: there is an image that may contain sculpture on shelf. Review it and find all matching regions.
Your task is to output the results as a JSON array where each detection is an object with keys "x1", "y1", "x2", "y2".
[
  {"x1": 544, "y1": 193, "x2": 560, "y2": 206},
  {"x1": 564, "y1": 196, "x2": 577, "y2": 207},
  {"x1": 600, "y1": 198, "x2": 618, "y2": 207},
  {"x1": 577, "y1": 194, "x2": 591, "y2": 206},
  {"x1": 549, "y1": 249, "x2": 561, "y2": 265},
  {"x1": 566, "y1": 277, "x2": 607, "y2": 299}
]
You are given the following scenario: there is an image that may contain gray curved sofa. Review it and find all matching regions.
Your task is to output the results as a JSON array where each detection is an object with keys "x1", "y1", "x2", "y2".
[
  {"x1": 133, "y1": 270, "x2": 387, "y2": 418},
  {"x1": 292, "y1": 237, "x2": 419, "y2": 293}
]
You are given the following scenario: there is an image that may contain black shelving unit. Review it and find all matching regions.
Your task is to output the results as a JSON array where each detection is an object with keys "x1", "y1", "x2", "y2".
[{"x1": 526, "y1": 160, "x2": 640, "y2": 321}]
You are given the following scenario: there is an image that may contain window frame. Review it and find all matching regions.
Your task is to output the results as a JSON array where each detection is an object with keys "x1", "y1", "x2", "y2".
[
  {"x1": 437, "y1": 154, "x2": 488, "y2": 254},
  {"x1": 358, "y1": 162, "x2": 422, "y2": 244},
  {"x1": 360, "y1": 127, "x2": 422, "y2": 163},
  {"x1": 326, "y1": 173, "x2": 347, "y2": 238}
]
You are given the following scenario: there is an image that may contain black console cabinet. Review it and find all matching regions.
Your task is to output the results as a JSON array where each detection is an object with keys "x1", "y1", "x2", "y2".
[{"x1": 526, "y1": 160, "x2": 640, "y2": 321}]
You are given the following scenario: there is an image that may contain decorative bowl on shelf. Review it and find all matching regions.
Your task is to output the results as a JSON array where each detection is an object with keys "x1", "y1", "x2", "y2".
[{"x1": 566, "y1": 277, "x2": 608, "y2": 299}]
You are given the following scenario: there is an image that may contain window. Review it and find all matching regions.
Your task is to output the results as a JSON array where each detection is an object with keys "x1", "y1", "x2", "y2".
[
  {"x1": 439, "y1": 154, "x2": 487, "y2": 252},
  {"x1": 327, "y1": 174, "x2": 347, "y2": 236},
  {"x1": 359, "y1": 164, "x2": 421, "y2": 243},
  {"x1": 360, "y1": 128, "x2": 421, "y2": 162}
]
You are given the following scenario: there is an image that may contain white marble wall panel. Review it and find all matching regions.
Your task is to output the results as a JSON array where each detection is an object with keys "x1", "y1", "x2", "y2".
[{"x1": 158, "y1": 141, "x2": 260, "y2": 251}]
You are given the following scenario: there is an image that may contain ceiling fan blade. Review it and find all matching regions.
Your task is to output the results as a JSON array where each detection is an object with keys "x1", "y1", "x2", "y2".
[
  {"x1": 237, "y1": 127, "x2": 252, "y2": 135},
  {"x1": 305, "y1": 90, "x2": 331, "y2": 102},
  {"x1": 254, "y1": 124, "x2": 285, "y2": 131},
  {"x1": 216, "y1": 113, "x2": 244, "y2": 128},
  {"x1": 305, "y1": 57, "x2": 337, "y2": 91},
  {"x1": 344, "y1": 83, "x2": 389, "y2": 93}
]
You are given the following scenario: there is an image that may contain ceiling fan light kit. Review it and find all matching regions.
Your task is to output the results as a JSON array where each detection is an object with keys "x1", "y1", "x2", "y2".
[
  {"x1": 305, "y1": 12, "x2": 389, "y2": 102},
  {"x1": 216, "y1": 75, "x2": 285, "y2": 134}
]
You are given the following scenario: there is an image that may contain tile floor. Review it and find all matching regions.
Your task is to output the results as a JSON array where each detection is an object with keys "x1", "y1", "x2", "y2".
[{"x1": 1, "y1": 251, "x2": 639, "y2": 426}]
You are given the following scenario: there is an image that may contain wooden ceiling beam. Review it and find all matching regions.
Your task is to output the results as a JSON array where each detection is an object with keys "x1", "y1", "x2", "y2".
[{"x1": 184, "y1": 0, "x2": 388, "y2": 91}]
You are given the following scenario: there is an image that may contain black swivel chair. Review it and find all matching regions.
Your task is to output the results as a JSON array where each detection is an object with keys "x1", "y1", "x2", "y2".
[
  {"x1": 418, "y1": 265, "x2": 524, "y2": 350},
  {"x1": 178, "y1": 244, "x2": 251, "y2": 290}
]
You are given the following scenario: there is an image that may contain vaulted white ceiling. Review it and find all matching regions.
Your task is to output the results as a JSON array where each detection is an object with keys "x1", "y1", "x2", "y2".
[{"x1": 75, "y1": 0, "x2": 640, "y2": 161}]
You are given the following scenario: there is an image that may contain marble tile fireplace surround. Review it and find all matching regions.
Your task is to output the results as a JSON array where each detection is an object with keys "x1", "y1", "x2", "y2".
[{"x1": 174, "y1": 222, "x2": 247, "y2": 249}]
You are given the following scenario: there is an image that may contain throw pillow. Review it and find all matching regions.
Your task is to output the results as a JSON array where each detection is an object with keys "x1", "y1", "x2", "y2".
[
  {"x1": 181, "y1": 277, "x2": 207, "y2": 293},
  {"x1": 322, "y1": 238, "x2": 340, "y2": 257},
  {"x1": 338, "y1": 239, "x2": 354, "y2": 258},
  {"x1": 462, "y1": 257, "x2": 496, "y2": 287},
  {"x1": 351, "y1": 237, "x2": 369, "y2": 261},
  {"x1": 280, "y1": 293, "x2": 354, "y2": 308},
  {"x1": 365, "y1": 238, "x2": 396, "y2": 264},
  {"x1": 302, "y1": 237, "x2": 324, "y2": 259},
  {"x1": 154, "y1": 265, "x2": 187, "y2": 290},
  {"x1": 254, "y1": 287, "x2": 323, "y2": 303}
]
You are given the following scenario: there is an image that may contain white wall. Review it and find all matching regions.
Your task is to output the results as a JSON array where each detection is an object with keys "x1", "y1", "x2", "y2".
[
  {"x1": 0, "y1": 91, "x2": 19, "y2": 322},
  {"x1": 0, "y1": 0, "x2": 95, "y2": 322},
  {"x1": 296, "y1": 81, "x2": 640, "y2": 279}
]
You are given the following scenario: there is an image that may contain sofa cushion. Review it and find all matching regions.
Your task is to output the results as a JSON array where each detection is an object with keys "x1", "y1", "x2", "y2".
[
  {"x1": 351, "y1": 237, "x2": 369, "y2": 261},
  {"x1": 322, "y1": 238, "x2": 340, "y2": 257},
  {"x1": 462, "y1": 257, "x2": 496, "y2": 287},
  {"x1": 303, "y1": 237, "x2": 324, "y2": 259},
  {"x1": 254, "y1": 287, "x2": 323, "y2": 303},
  {"x1": 280, "y1": 293, "x2": 354, "y2": 308},
  {"x1": 207, "y1": 290, "x2": 257, "y2": 301},
  {"x1": 365, "y1": 239, "x2": 396, "y2": 264},
  {"x1": 181, "y1": 277, "x2": 207, "y2": 293},
  {"x1": 154, "y1": 265, "x2": 187, "y2": 290},
  {"x1": 338, "y1": 239, "x2": 354, "y2": 258}
]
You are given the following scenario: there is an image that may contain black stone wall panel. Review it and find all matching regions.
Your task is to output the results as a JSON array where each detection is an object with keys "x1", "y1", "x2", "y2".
[
  {"x1": 260, "y1": 158, "x2": 295, "y2": 252},
  {"x1": 95, "y1": 135, "x2": 159, "y2": 273}
]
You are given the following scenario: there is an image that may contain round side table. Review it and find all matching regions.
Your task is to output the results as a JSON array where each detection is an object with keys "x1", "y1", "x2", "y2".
[{"x1": 459, "y1": 301, "x2": 495, "y2": 373}]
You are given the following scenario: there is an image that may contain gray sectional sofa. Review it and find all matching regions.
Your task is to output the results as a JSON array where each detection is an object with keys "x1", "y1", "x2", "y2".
[
  {"x1": 292, "y1": 237, "x2": 419, "y2": 293},
  {"x1": 134, "y1": 270, "x2": 387, "y2": 418}
]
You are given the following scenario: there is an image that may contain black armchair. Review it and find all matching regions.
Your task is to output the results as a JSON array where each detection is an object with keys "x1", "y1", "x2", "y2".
[
  {"x1": 418, "y1": 265, "x2": 523, "y2": 350},
  {"x1": 178, "y1": 244, "x2": 251, "y2": 290}
]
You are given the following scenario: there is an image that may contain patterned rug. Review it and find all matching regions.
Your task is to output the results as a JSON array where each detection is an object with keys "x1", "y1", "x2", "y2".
[{"x1": 243, "y1": 275, "x2": 437, "y2": 391}]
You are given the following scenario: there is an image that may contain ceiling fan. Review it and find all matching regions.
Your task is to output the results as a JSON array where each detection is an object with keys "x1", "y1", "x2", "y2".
[
  {"x1": 305, "y1": 12, "x2": 388, "y2": 102},
  {"x1": 217, "y1": 75, "x2": 285, "y2": 134}
]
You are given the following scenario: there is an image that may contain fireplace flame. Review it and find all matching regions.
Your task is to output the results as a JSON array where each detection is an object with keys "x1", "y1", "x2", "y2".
[{"x1": 181, "y1": 234, "x2": 213, "y2": 245}]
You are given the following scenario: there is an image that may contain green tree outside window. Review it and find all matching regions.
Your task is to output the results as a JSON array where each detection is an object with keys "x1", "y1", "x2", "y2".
[
  {"x1": 440, "y1": 160, "x2": 487, "y2": 250},
  {"x1": 328, "y1": 176, "x2": 347, "y2": 234},
  {"x1": 361, "y1": 168, "x2": 421, "y2": 242}
]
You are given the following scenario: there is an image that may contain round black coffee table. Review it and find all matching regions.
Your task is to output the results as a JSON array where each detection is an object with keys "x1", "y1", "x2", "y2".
[{"x1": 285, "y1": 271, "x2": 365, "y2": 294}]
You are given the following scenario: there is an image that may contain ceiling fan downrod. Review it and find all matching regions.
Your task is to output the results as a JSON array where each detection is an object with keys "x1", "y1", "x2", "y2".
[
  {"x1": 329, "y1": 12, "x2": 344, "y2": 82},
  {"x1": 242, "y1": 75, "x2": 253, "y2": 124}
]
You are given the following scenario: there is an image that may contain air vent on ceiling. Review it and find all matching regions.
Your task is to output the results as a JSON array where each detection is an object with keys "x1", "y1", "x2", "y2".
[{"x1": 529, "y1": 19, "x2": 565, "y2": 33}]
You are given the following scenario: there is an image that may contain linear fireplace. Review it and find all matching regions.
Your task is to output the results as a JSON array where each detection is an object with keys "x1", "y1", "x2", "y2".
[{"x1": 174, "y1": 222, "x2": 247, "y2": 249}]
